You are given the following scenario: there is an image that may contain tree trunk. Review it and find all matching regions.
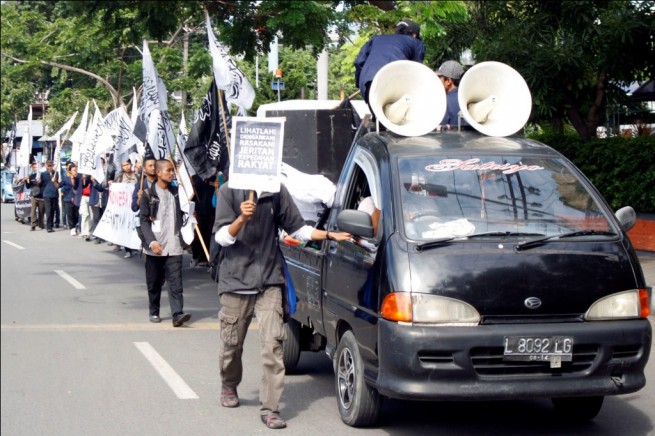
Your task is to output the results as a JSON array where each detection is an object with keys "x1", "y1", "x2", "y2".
[
  {"x1": 1, "y1": 52, "x2": 121, "y2": 108},
  {"x1": 565, "y1": 71, "x2": 607, "y2": 141}
]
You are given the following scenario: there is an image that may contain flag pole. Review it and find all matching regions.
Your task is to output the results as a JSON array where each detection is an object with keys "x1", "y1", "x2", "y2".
[
  {"x1": 168, "y1": 144, "x2": 211, "y2": 263},
  {"x1": 217, "y1": 89, "x2": 231, "y2": 159}
]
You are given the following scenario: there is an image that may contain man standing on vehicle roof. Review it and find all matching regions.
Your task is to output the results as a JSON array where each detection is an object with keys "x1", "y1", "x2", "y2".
[
  {"x1": 436, "y1": 60, "x2": 470, "y2": 130},
  {"x1": 213, "y1": 185, "x2": 351, "y2": 429},
  {"x1": 354, "y1": 19, "x2": 426, "y2": 118}
]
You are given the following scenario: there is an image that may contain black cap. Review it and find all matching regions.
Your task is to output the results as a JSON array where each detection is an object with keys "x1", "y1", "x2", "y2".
[{"x1": 397, "y1": 19, "x2": 420, "y2": 39}]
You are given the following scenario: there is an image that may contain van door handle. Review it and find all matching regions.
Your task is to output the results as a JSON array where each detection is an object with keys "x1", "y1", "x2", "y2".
[{"x1": 328, "y1": 241, "x2": 338, "y2": 254}]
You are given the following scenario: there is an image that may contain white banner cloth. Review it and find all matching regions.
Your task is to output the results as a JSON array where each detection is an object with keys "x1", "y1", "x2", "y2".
[{"x1": 93, "y1": 183, "x2": 141, "y2": 250}]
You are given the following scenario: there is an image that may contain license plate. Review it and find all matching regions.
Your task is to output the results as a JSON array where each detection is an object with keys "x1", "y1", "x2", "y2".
[{"x1": 503, "y1": 336, "x2": 573, "y2": 362}]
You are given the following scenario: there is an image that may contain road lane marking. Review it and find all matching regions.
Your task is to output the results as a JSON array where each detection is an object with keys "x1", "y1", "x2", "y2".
[
  {"x1": 2, "y1": 240, "x2": 25, "y2": 250},
  {"x1": 0, "y1": 322, "x2": 259, "y2": 331},
  {"x1": 54, "y1": 269, "x2": 87, "y2": 289},
  {"x1": 134, "y1": 342, "x2": 199, "y2": 399}
]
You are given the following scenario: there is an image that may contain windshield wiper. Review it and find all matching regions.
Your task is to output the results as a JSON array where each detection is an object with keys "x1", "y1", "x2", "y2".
[
  {"x1": 415, "y1": 232, "x2": 543, "y2": 251},
  {"x1": 416, "y1": 237, "x2": 456, "y2": 251},
  {"x1": 466, "y1": 231, "x2": 545, "y2": 239},
  {"x1": 515, "y1": 230, "x2": 617, "y2": 251}
]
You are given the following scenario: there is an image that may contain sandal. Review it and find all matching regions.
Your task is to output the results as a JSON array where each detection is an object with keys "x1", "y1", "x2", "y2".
[
  {"x1": 220, "y1": 386, "x2": 239, "y2": 408},
  {"x1": 261, "y1": 412, "x2": 287, "y2": 429}
]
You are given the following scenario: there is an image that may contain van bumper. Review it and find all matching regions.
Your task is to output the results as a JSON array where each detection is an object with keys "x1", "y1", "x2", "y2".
[{"x1": 375, "y1": 318, "x2": 652, "y2": 401}]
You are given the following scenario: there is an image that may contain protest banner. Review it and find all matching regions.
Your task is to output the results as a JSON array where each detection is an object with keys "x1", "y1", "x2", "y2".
[
  {"x1": 228, "y1": 117, "x2": 285, "y2": 193},
  {"x1": 12, "y1": 183, "x2": 31, "y2": 221},
  {"x1": 93, "y1": 183, "x2": 141, "y2": 250}
]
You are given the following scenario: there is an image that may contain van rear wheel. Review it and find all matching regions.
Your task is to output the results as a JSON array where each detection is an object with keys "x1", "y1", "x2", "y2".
[
  {"x1": 282, "y1": 319, "x2": 301, "y2": 373},
  {"x1": 334, "y1": 331, "x2": 381, "y2": 427},
  {"x1": 552, "y1": 396, "x2": 604, "y2": 421}
]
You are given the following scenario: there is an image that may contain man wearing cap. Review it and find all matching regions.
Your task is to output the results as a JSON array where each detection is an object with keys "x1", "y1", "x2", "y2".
[
  {"x1": 354, "y1": 19, "x2": 426, "y2": 116},
  {"x1": 435, "y1": 60, "x2": 470, "y2": 130}
]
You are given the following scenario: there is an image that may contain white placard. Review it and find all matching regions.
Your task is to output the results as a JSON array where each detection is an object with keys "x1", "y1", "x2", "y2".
[{"x1": 228, "y1": 117, "x2": 284, "y2": 193}]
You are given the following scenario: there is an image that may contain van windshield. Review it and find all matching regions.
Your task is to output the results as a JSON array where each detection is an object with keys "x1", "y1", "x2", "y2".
[{"x1": 397, "y1": 155, "x2": 613, "y2": 241}]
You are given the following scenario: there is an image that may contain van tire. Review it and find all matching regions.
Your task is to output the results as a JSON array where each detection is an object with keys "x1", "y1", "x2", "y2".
[
  {"x1": 282, "y1": 319, "x2": 301, "y2": 373},
  {"x1": 334, "y1": 331, "x2": 381, "y2": 427},
  {"x1": 552, "y1": 396, "x2": 604, "y2": 421}
]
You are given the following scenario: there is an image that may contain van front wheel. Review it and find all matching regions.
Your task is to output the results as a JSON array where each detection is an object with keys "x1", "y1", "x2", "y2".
[
  {"x1": 282, "y1": 319, "x2": 301, "y2": 373},
  {"x1": 334, "y1": 331, "x2": 381, "y2": 427}
]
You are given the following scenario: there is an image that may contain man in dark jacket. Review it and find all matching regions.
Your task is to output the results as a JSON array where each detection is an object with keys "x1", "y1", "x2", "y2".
[
  {"x1": 139, "y1": 159, "x2": 190, "y2": 327},
  {"x1": 213, "y1": 184, "x2": 351, "y2": 429},
  {"x1": 24, "y1": 162, "x2": 44, "y2": 230},
  {"x1": 354, "y1": 19, "x2": 425, "y2": 113},
  {"x1": 41, "y1": 160, "x2": 60, "y2": 232}
]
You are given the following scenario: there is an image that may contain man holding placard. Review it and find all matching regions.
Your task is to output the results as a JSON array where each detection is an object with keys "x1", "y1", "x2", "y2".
[{"x1": 213, "y1": 117, "x2": 351, "y2": 429}]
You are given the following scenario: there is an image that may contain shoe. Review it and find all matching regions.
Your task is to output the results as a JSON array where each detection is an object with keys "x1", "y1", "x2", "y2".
[
  {"x1": 261, "y1": 413, "x2": 286, "y2": 429},
  {"x1": 85, "y1": 237, "x2": 91, "y2": 241},
  {"x1": 124, "y1": 252, "x2": 132, "y2": 259},
  {"x1": 55, "y1": 224, "x2": 60, "y2": 229},
  {"x1": 172, "y1": 313, "x2": 191, "y2": 327},
  {"x1": 149, "y1": 315, "x2": 161, "y2": 323},
  {"x1": 31, "y1": 227, "x2": 36, "y2": 231},
  {"x1": 220, "y1": 386, "x2": 240, "y2": 408},
  {"x1": 70, "y1": 229, "x2": 76, "y2": 236},
  {"x1": 94, "y1": 239, "x2": 102, "y2": 244},
  {"x1": 112, "y1": 246, "x2": 121, "y2": 252},
  {"x1": 107, "y1": 242, "x2": 114, "y2": 246},
  {"x1": 47, "y1": 229, "x2": 54, "y2": 233}
]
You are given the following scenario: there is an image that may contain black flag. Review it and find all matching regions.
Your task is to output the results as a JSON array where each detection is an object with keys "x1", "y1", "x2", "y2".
[{"x1": 184, "y1": 79, "x2": 231, "y2": 180}]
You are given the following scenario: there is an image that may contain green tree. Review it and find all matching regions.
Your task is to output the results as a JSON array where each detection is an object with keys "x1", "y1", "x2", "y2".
[
  {"x1": 462, "y1": 1, "x2": 655, "y2": 140},
  {"x1": 1, "y1": 0, "x2": 469, "y2": 136}
]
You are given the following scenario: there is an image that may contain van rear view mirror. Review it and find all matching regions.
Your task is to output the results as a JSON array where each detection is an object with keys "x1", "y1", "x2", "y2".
[
  {"x1": 615, "y1": 206, "x2": 636, "y2": 232},
  {"x1": 337, "y1": 210, "x2": 374, "y2": 238}
]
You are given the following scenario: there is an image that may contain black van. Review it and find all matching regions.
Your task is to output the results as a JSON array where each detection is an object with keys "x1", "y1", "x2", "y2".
[{"x1": 281, "y1": 130, "x2": 652, "y2": 426}]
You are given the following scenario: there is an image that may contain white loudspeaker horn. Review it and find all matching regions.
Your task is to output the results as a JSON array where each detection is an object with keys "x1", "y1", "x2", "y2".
[
  {"x1": 458, "y1": 61, "x2": 532, "y2": 137},
  {"x1": 369, "y1": 60, "x2": 446, "y2": 137}
]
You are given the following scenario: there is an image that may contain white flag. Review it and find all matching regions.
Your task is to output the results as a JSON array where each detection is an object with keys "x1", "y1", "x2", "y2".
[
  {"x1": 177, "y1": 112, "x2": 188, "y2": 151},
  {"x1": 18, "y1": 106, "x2": 33, "y2": 168},
  {"x1": 114, "y1": 107, "x2": 136, "y2": 168},
  {"x1": 92, "y1": 154, "x2": 106, "y2": 185},
  {"x1": 79, "y1": 102, "x2": 102, "y2": 175},
  {"x1": 205, "y1": 13, "x2": 255, "y2": 116},
  {"x1": 52, "y1": 111, "x2": 78, "y2": 175},
  {"x1": 134, "y1": 40, "x2": 175, "y2": 159},
  {"x1": 70, "y1": 102, "x2": 90, "y2": 163},
  {"x1": 131, "y1": 86, "x2": 139, "y2": 125},
  {"x1": 54, "y1": 111, "x2": 78, "y2": 138},
  {"x1": 177, "y1": 112, "x2": 195, "y2": 177},
  {"x1": 95, "y1": 107, "x2": 123, "y2": 157}
]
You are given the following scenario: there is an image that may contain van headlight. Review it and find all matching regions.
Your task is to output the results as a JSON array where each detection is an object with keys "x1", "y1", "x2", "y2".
[
  {"x1": 585, "y1": 290, "x2": 646, "y2": 320},
  {"x1": 381, "y1": 293, "x2": 480, "y2": 325}
]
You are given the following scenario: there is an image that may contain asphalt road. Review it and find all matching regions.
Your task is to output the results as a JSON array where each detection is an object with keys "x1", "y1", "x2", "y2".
[{"x1": 1, "y1": 203, "x2": 653, "y2": 435}]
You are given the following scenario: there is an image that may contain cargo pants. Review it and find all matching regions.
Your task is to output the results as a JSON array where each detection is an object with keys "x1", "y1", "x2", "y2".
[{"x1": 218, "y1": 286, "x2": 286, "y2": 415}]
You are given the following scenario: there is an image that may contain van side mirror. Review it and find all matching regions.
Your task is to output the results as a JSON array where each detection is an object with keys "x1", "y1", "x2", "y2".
[
  {"x1": 615, "y1": 206, "x2": 636, "y2": 232},
  {"x1": 337, "y1": 210, "x2": 374, "y2": 238}
]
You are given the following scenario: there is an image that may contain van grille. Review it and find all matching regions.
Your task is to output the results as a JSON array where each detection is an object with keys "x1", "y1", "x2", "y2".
[
  {"x1": 418, "y1": 351, "x2": 455, "y2": 365},
  {"x1": 470, "y1": 344, "x2": 598, "y2": 376},
  {"x1": 610, "y1": 344, "x2": 641, "y2": 360}
]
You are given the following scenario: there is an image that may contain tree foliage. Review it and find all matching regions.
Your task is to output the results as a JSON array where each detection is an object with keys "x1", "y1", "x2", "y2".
[
  {"x1": 2, "y1": 0, "x2": 652, "y2": 145},
  {"x1": 462, "y1": 1, "x2": 655, "y2": 140}
]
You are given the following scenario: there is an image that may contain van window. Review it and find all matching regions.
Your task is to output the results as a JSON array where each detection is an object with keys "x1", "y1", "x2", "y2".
[{"x1": 397, "y1": 155, "x2": 612, "y2": 241}]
